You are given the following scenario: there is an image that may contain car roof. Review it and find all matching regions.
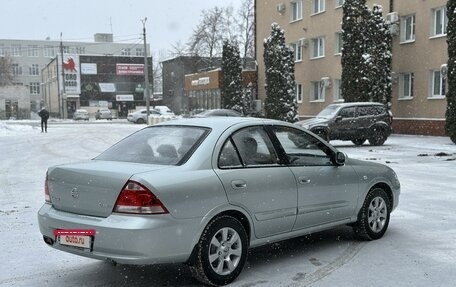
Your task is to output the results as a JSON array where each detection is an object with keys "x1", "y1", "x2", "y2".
[
  {"x1": 153, "y1": 116, "x2": 285, "y2": 130},
  {"x1": 329, "y1": 102, "x2": 386, "y2": 108}
]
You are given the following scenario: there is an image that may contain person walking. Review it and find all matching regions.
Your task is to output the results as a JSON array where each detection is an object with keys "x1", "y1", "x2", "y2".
[{"x1": 38, "y1": 107, "x2": 50, "y2": 133}]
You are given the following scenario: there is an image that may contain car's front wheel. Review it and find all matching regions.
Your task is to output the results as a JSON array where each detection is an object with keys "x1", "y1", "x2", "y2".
[
  {"x1": 136, "y1": 118, "x2": 145, "y2": 124},
  {"x1": 189, "y1": 215, "x2": 248, "y2": 286},
  {"x1": 368, "y1": 127, "x2": 388, "y2": 145},
  {"x1": 353, "y1": 188, "x2": 391, "y2": 241}
]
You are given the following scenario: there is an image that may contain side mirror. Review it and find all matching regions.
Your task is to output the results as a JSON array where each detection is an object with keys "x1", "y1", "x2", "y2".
[
  {"x1": 335, "y1": 115, "x2": 343, "y2": 122},
  {"x1": 333, "y1": 151, "x2": 346, "y2": 166}
]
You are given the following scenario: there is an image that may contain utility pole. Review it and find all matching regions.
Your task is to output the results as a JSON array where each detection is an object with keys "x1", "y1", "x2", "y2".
[
  {"x1": 141, "y1": 18, "x2": 151, "y2": 120},
  {"x1": 59, "y1": 32, "x2": 66, "y2": 119}
]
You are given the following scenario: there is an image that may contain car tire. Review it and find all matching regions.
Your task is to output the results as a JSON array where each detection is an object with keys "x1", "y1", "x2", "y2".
[
  {"x1": 368, "y1": 127, "x2": 387, "y2": 146},
  {"x1": 352, "y1": 139, "x2": 366, "y2": 146},
  {"x1": 353, "y1": 188, "x2": 391, "y2": 241},
  {"x1": 189, "y1": 215, "x2": 248, "y2": 286},
  {"x1": 136, "y1": 118, "x2": 145, "y2": 124}
]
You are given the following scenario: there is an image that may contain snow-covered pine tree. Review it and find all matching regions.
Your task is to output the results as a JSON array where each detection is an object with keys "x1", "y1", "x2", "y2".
[
  {"x1": 446, "y1": 0, "x2": 456, "y2": 143},
  {"x1": 366, "y1": 5, "x2": 392, "y2": 104},
  {"x1": 342, "y1": 1, "x2": 392, "y2": 104},
  {"x1": 341, "y1": 0, "x2": 368, "y2": 102},
  {"x1": 263, "y1": 23, "x2": 297, "y2": 122},
  {"x1": 221, "y1": 40, "x2": 244, "y2": 114}
]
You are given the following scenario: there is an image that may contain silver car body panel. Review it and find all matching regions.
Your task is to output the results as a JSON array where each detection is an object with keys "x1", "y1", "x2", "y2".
[{"x1": 38, "y1": 117, "x2": 400, "y2": 265}]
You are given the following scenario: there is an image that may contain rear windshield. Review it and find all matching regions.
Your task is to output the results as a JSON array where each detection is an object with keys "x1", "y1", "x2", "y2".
[{"x1": 95, "y1": 126, "x2": 209, "y2": 165}]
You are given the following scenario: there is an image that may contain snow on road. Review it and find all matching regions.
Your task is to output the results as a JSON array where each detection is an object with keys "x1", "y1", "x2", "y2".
[{"x1": 0, "y1": 120, "x2": 455, "y2": 286}]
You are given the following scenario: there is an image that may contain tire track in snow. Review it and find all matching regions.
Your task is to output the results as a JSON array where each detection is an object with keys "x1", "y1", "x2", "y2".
[{"x1": 286, "y1": 241, "x2": 366, "y2": 287}]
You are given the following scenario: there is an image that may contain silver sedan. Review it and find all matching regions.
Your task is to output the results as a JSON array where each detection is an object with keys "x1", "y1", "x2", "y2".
[{"x1": 37, "y1": 117, "x2": 400, "y2": 286}]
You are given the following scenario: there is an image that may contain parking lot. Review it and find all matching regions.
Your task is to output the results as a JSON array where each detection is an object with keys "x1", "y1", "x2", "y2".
[{"x1": 0, "y1": 121, "x2": 455, "y2": 286}]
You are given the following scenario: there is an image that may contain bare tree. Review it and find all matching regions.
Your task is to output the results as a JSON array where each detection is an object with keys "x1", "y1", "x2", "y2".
[
  {"x1": 188, "y1": 6, "x2": 226, "y2": 65},
  {"x1": 168, "y1": 41, "x2": 189, "y2": 58},
  {"x1": 0, "y1": 55, "x2": 14, "y2": 86},
  {"x1": 237, "y1": 0, "x2": 255, "y2": 68},
  {"x1": 187, "y1": 1, "x2": 255, "y2": 69}
]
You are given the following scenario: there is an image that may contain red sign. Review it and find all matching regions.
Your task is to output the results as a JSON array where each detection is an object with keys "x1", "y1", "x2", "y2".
[{"x1": 116, "y1": 64, "x2": 144, "y2": 75}]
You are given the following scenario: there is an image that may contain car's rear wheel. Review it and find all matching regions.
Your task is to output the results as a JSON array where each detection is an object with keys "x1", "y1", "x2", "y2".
[
  {"x1": 189, "y1": 215, "x2": 248, "y2": 286},
  {"x1": 136, "y1": 118, "x2": 145, "y2": 124},
  {"x1": 368, "y1": 127, "x2": 388, "y2": 145},
  {"x1": 353, "y1": 188, "x2": 391, "y2": 241},
  {"x1": 352, "y1": 139, "x2": 366, "y2": 146}
]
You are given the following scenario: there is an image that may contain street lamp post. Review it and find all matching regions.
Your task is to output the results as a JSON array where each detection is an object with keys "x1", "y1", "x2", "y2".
[{"x1": 141, "y1": 18, "x2": 151, "y2": 120}]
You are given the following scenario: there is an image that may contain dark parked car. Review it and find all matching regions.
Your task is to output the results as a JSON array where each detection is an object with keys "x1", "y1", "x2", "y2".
[
  {"x1": 193, "y1": 109, "x2": 242, "y2": 118},
  {"x1": 296, "y1": 102, "x2": 393, "y2": 146},
  {"x1": 38, "y1": 117, "x2": 400, "y2": 286}
]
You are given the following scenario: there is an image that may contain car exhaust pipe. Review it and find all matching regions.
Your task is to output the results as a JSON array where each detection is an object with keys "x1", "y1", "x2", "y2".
[{"x1": 43, "y1": 235, "x2": 54, "y2": 246}]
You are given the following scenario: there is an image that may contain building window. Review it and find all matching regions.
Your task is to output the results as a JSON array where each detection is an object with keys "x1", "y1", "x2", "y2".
[
  {"x1": 335, "y1": 32, "x2": 343, "y2": 54},
  {"x1": 290, "y1": 0, "x2": 303, "y2": 22},
  {"x1": 28, "y1": 45, "x2": 39, "y2": 57},
  {"x1": 333, "y1": 79, "x2": 343, "y2": 101},
  {"x1": 44, "y1": 46, "x2": 56, "y2": 57},
  {"x1": 310, "y1": 81, "x2": 325, "y2": 101},
  {"x1": 296, "y1": 84, "x2": 303, "y2": 103},
  {"x1": 62, "y1": 46, "x2": 70, "y2": 53},
  {"x1": 400, "y1": 14, "x2": 416, "y2": 42},
  {"x1": 12, "y1": 45, "x2": 22, "y2": 57},
  {"x1": 431, "y1": 70, "x2": 446, "y2": 98},
  {"x1": 121, "y1": 48, "x2": 131, "y2": 56},
  {"x1": 312, "y1": 0, "x2": 325, "y2": 14},
  {"x1": 311, "y1": 37, "x2": 325, "y2": 59},
  {"x1": 335, "y1": 0, "x2": 344, "y2": 8},
  {"x1": 76, "y1": 46, "x2": 86, "y2": 54},
  {"x1": 30, "y1": 82, "x2": 40, "y2": 95},
  {"x1": 136, "y1": 48, "x2": 144, "y2": 56},
  {"x1": 431, "y1": 6, "x2": 448, "y2": 37},
  {"x1": 290, "y1": 40, "x2": 303, "y2": 62},
  {"x1": 399, "y1": 73, "x2": 414, "y2": 98},
  {"x1": 29, "y1": 64, "x2": 40, "y2": 76},
  {"x1": 12, "y1": 64, "x2": 22, "y2": 75}
]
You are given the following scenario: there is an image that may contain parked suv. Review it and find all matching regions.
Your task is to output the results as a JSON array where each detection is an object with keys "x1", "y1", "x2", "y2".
[{"x1": 295, "y1": 102, "x2": 393, "y2": 146}]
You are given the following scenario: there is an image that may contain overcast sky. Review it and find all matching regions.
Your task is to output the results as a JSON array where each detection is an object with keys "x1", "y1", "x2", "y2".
[{"x1": 1, "y1": 0, "x2": 243, "y2": 56}]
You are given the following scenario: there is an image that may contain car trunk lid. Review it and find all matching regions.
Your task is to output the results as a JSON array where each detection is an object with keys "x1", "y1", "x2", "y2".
[{"x1": 47, "y1": 160, "x2": 168, "y2": 218}]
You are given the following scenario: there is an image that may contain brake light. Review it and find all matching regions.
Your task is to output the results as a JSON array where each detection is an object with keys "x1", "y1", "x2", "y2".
[
  {"x1": 113, "y1": 181, "x2": 169, "y2": 214},
  {"x1": 44, "y1": 172, "x2": 51, "y2": 203}
]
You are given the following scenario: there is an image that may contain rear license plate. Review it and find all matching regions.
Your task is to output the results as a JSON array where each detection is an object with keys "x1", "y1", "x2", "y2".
[{"x1": 54, "y1": 229, "x2": 95, "y2": 249}]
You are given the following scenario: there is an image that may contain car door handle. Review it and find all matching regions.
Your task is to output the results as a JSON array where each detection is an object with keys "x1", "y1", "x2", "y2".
[
  {"x1": 231, "y1": 180, "x2": 247, "y2": 190},
  {"x1": 298, "y1": 176, "x2": 311, "y2": 184}
]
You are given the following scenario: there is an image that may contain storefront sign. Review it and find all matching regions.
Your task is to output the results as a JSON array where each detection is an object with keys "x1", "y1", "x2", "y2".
[
  {"x1": 116, "y1": 64, "x2": 144, "y2": 75},
  {"x1": 81, "y1": 63, "x2": 97, "y2": 75},
  {"x1": 191, "y1": 77, "x2": 210, "y2": 86},
  {"x1": 99, "y1": 83, "x2": 116, "y2": 92},
  {"x1": 116, "y1": 94, "x2": 134, "y2": 101},
  {"x1": 59, "y1": 54, "x2": 81, "y2": 94}
]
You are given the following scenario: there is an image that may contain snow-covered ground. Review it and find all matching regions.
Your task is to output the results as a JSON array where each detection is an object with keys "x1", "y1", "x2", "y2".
[{"x1": 0, "y1": 120, "x2": 455, "y2": 286}]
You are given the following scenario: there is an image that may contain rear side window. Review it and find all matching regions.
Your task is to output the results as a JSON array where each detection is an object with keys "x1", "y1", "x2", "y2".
[
  {"x1": 357, "y1": 106, "x2": 372, "y2": 117},
  {"x1": 218, "y1": 126, "x2": 278, "y2": 168},
  {"x1": 95, "y1": 126, "x2": 209, "y2": 165}
]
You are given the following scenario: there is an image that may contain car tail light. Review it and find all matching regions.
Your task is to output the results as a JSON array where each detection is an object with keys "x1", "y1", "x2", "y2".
[
  {"x1": 113, "y1": 181, "x2": 169, "y2": 214},
  {"x1": 44, "y1": 172, "x2": 51, "y2": 203}
]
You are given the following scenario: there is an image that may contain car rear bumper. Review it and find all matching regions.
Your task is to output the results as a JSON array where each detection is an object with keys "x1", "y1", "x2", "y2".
[{"x1": 37, "y1": 203, "x2": 201, "y2": 265}]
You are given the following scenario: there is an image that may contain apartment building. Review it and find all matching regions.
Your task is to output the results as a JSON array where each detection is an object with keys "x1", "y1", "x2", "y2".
[
  {"x1": 255, "y1": 0, "x2": 448, "y2": 135},
  {"x1": 0, "y1": 34, "x2": 149, "y2": 117}
]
